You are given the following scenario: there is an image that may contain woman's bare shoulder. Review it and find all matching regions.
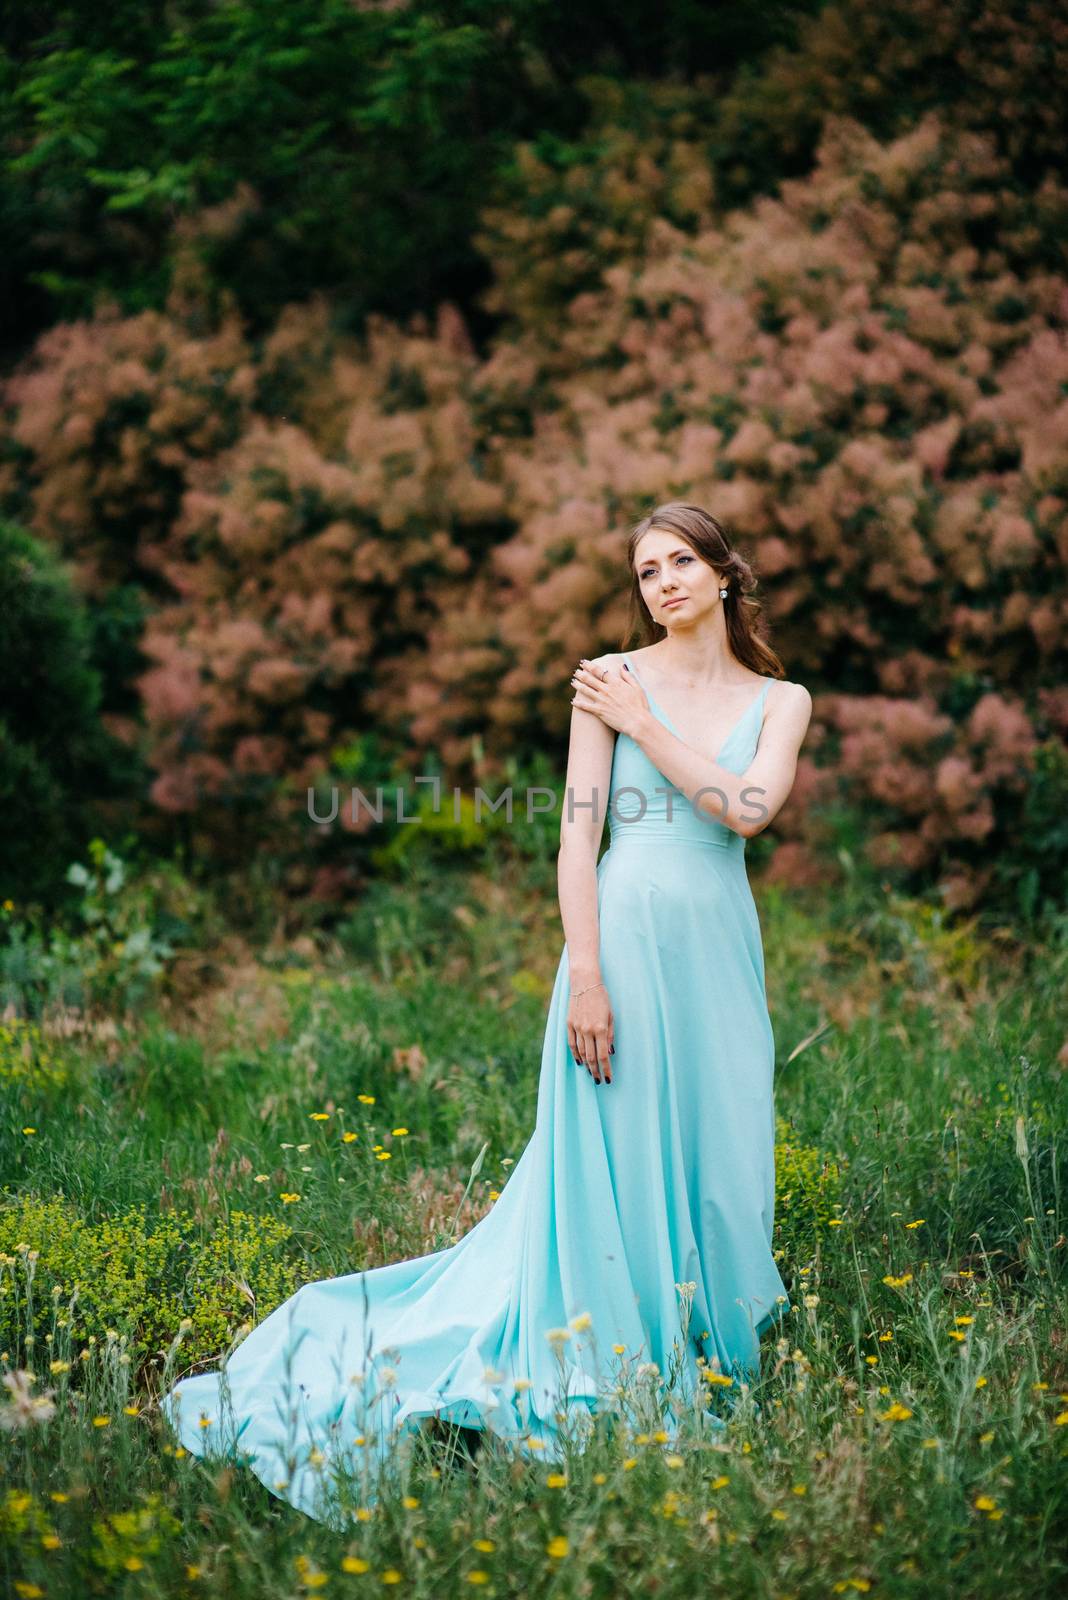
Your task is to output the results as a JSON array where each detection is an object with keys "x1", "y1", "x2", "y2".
[
  {"x1": 585, "y1": 651, "x2": 628, "y2": 676},
  {"x1": 769, "y1": 676, "x2": 811, "y2": 702},
  {"x1": 767, "y1": 677, "x2": 813, "y2": 726}
]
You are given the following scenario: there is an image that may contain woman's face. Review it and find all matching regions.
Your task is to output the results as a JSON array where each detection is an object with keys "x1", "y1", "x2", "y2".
[{"x1": 634, "y1": 527, "x2": 723, "y2": 629}]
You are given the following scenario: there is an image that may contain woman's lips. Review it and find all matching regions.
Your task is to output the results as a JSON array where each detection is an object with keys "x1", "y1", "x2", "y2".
[{"x1": 663, "y1": 597, "x2": 688, "y2": 608}]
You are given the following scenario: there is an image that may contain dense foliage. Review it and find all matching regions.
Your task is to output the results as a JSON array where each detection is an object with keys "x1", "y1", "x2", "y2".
[
  {"x1": 1, "y1": 0, "x2": 1065, "y2": 919},
  {"x1": 0, "y1": 522, "x2": 138, "y2": 905},
  {"x1": 0, "y1": 0, "x2": 818, "y2": 355}
]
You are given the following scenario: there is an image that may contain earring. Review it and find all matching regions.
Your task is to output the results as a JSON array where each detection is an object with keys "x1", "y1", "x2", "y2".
[{"x1": 719, "y1": 587, "x2": 728, "y2": 599}]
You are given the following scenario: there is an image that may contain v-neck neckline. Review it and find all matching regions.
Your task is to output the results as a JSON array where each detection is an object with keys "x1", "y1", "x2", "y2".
[{"x1": 622, "y1": 652, "x2": 771, "y2": 764}]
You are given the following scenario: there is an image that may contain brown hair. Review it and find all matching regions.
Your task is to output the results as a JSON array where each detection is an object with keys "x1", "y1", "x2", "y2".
[{"x1": 621, "y1": 501, "x2": 785, "y2": 678}]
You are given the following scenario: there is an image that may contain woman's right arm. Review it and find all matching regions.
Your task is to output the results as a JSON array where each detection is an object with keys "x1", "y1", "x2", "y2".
[{"x1": 558, "y1": 653, "x2": 619, "y2": 1085}]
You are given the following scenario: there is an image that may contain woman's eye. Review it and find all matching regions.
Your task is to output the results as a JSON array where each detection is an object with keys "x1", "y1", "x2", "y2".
[{"x1": 641, "y1": 556, "x2": 691, "y2": 578}]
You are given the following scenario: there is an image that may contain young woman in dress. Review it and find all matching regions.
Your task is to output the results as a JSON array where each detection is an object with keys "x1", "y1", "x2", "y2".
[{"x1": 161, "y1": 500, "x2": 812, "y2": 1526}]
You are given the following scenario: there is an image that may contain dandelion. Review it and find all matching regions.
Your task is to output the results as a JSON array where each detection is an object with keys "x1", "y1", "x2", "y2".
[
  {"x1": 904, "y1": 1219, "x2": 925, "y2": 1229},
  {"x1": 382, "y1": 1571, "x2": 402, "y2": 1585},
  {"x1": 547, "y1": 1536, "x2": 568, "y2": 1559},
  {"x1": 473, "y1": 1540, "x2": 494, "y2": 1553},
  {"x1": 612, "y1": 1343, "x2": 626, "y2": 1354},
  {"x1": 92, "y1": 1415, "x2": 111, "y2": 1427},
  {"x1": 280, "y1": 1193, "x2": 301, "y2": 1204},
  {"x1": 310, "y1": 1113, "x2": 330, "y2": 1121},
  {"x1": 883, "y1": 1273, "x2": 913, "y2": 1288},
  {"x1": 357, "y1": 1094, "x2": 375, "y2": 1105},
  {"x1": 467, "y1": 1574, "x2": 489, "y2": 1586},
  {"x1": 975, "y1": 1376, "x2": 987, "y2": 1389},
  {"x1": 710, "y1": 1476, "x2": 730, "y2": 1490},
  {"x1": 376, "y1": 1152, "x2": 392, "y2": 1161},
  {"x1": 488, "y1": 1190, "x2": 500, "y2": 1200},
  {"x1": 343, "y1": 1132, "x2": 358, "y2": 1143},
  {"x1": 1054, "y1": 1412, "x2": 1068, "y2": 1426},
  {"x1": 342, "y1": 1557, "x2": 369, "y2": 1573},
  {"x1": 623, "y1": 1457, "x2": 638, "y2": 1470},
  {"x1": 546, "y1": 1473, "x2": 567, "y2": 1488},
  {"x1": 954, "y1": 1315, "x2": 974, "y2": 1326},
  {"x1": 402, "y1": 1496, "x2": 419, "y2": 1509},
  {"x1": 878, "y1": 1403, "x2": 912, "y2": 1423},
  {"x1": 392, "y1": 1127, "x2": 409, "y2": 1137},
  {"x1": 975, "y1": 1494, "x2": 997, "y2": 1512}
]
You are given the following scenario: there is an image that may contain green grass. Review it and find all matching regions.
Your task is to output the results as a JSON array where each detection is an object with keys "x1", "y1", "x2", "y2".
[{"x1": 1, "y1": 855, "x2": 1066, "y2": 1598}]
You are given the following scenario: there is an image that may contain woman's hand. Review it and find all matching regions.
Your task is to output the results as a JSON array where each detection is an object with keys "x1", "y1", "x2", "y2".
[
  {"x1": 570, "y1": 658, "x2": 650, "y2": 740},
  {"x1": 567, "y1": 981, "x2": 615, "y2": 1085}
]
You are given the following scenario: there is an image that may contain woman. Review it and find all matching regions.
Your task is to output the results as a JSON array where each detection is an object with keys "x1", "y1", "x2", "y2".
[{"x1": 161, "y1": 501, "x2": 813, "y2": 1527}]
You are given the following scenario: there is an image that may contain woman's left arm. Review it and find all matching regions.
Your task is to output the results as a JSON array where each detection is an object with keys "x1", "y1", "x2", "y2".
[{"x1": 570, "y1": 664, "x2": 812, "y2": 838}]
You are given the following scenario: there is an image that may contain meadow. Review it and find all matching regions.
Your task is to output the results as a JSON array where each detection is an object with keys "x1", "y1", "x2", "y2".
[
  {"x1": 2, "y1": 837, "x2": 1065, "y2": 1598},
  {"x1": 2, "y1": 2, "x2": 1066, "y2": 1593}
]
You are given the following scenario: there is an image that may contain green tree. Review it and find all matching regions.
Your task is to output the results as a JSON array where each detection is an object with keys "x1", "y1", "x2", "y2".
[
  {"x1": 0, "y1": 520, "x2": 134, "y2": 905},
  {"x1": 0, "y1": 0, "x2": 816, "y2": 356}
]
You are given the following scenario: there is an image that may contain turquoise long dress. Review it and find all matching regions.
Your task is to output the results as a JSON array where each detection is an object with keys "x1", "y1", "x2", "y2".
[{"x1": 160, "y1": 652, "x2": 791, "y2": 1525}]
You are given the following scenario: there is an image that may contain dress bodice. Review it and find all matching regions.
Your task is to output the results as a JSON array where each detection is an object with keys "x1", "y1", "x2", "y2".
[{"x1": 604, "y1": 653, "x2": 772, "y2": 853}]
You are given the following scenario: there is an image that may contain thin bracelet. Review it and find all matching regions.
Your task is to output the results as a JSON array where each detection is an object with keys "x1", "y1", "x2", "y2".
[{"x1": 572, "y1": 981, "x2": 606, "y2": 999}]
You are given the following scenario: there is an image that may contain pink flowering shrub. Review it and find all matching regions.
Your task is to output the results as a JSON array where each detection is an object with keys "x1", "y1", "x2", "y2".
[
  {"x1": 1, "y1": 296, "x2": 255, "y2": 595},
  {"x1": 3, "y1": 96, "x2": 1066, "y2": 914}
]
